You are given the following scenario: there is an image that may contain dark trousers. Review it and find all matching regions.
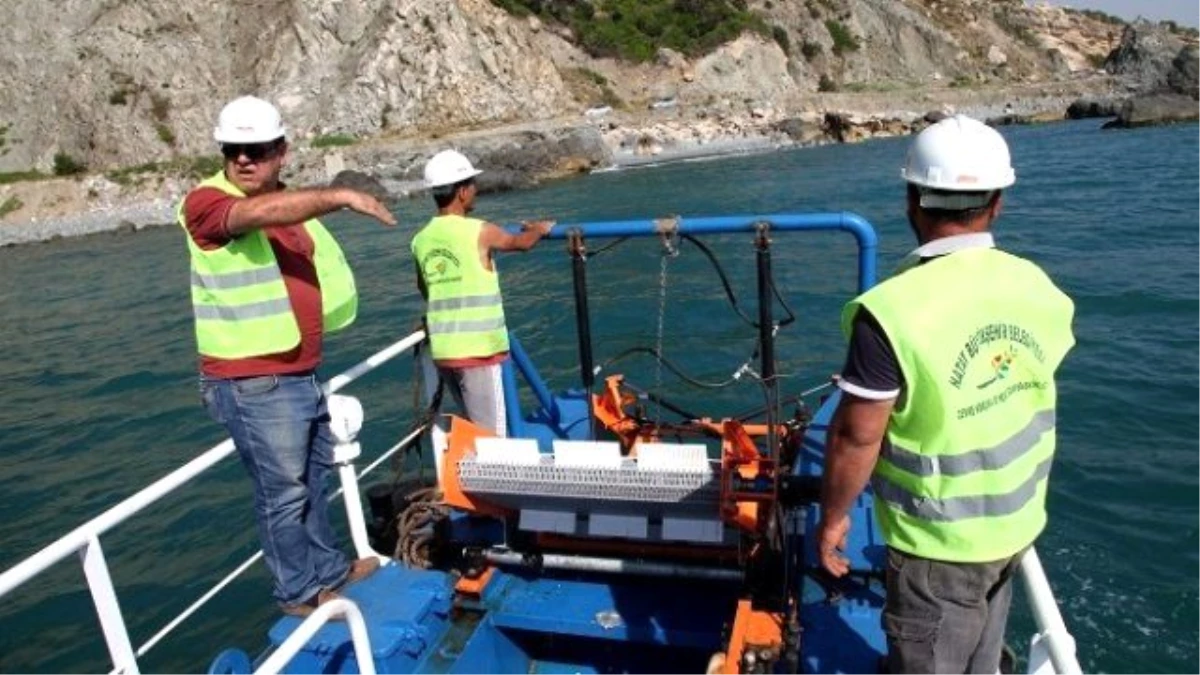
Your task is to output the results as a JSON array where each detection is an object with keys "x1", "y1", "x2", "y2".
[{"x1": 883, "y1": 546, "x2": 1024, "y2": 674}]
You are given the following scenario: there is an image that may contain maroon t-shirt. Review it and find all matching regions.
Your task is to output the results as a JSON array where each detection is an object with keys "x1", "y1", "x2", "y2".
[{"x1": 183, "y1": 186, "x2": 323, "y2": 378}]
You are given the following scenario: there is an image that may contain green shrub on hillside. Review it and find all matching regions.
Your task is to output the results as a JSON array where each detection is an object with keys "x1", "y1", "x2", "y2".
[
  {"x1": 771, "y1": 25, "x2": 790, "y2": 54},
  {"x1": 0, "y1": 170, "x2": 44, "y2": 185},
  {"x1": 1159, "y1": 20, "x2": 1199, "y2": 38},
  {"x1": 1072, "y1": 8, "x2": 1123, "y2": 25},
  {"x1": 565, "y1": 67, "x2": 626, "y2": 109},
  {"x1": 155, "y1": 123, "x2": 176, "y2": 146},
  {"x1": 491, "y1": 0, "x2": 770, "y2": 62},
  {"x1": 186, "y1": 155, "x2": 223, "y2": 179},
  {"x1": 993, "y1": 8, "x2": 1039, "y2": 47},
  {"x1": 0, "y1": 196, "x2": 23, "y2": 218},
  {"x1": 800, "y1": 40, "x2": 822, "y2": 61},
  {"x1": 106, "y1": 155, "x2": 223, "y2": 185},
  {"x1": 949, "y1": 74, "x2": 977, "y2": 89},
  {"x1": 106, "y1": 161, "x2": 163, "y2": 186},
  {"x1": 825, "y1": 19, "x2": 859, "y2": 55},
  {"x1": 150, "y1": 94, "x2": 171, "y2": 122},
  {"x1": 53, "y1": 153, "x2": 86, "y2": 177},
  {"x1": 491, "y1": 0, "x2": 534, "y2": 17},
  {"x1": 311, "y1": 133, "x2": 358, "y2": 148},
  {"x1": 580, "y1": 68, "x2": 609, "y2": 86}
]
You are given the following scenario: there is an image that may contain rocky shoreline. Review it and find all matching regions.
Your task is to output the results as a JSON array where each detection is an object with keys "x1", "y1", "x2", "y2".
[
  {"x1": 0, "y1": 77, "x2": 1191, "y2": 249},
  {"x1": 3, "y1": 0, "x2": 1197, "y2": 251},
  {"x1": 2, "y1": 13, "x2": 1197, "y2": 249}
]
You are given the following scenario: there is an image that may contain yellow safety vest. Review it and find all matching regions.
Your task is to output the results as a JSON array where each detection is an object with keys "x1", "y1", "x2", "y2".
[
  {"x1": 177, "y1": 172, "x2": 357, "y2": 359},
  {"x1": 411, "y1": 214, "x2": 509, "y2": 360},
  {"x1": 842, "y1": 247, "x2": 1075, "y2": 562}
]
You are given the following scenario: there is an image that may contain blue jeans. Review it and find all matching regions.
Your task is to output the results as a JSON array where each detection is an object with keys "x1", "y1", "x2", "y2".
[{"x1": 200, "y1": 373, "x2": 350, "y2": 606}]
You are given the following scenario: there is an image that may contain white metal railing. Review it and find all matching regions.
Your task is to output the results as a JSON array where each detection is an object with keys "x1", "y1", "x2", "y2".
[
  {"x1": 1021, "y1": 548, "x2": 1083, "y2": 674},
  {"x1": 0, "y1": 330, "x2": 427, "y2": 675},
  {"x1": 253, "y1": 598, "x2": 377, "y2": 675}
]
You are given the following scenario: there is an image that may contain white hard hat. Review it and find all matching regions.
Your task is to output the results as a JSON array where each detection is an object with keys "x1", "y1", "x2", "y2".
[
  {"x1": 424, "y1": 149, "x2": 482, "y2": 188},
  {"x1": 902, "y1": 114, "x2": 1014, "y2": 208},
  {"x1": 213, "y1": 96, "x2": 286, "y2": 144}
]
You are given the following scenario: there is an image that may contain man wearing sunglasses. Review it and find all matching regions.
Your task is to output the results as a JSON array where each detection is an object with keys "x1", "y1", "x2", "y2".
[{"x1": 178, "y1": 95, "x2": 396, "y2": 617}]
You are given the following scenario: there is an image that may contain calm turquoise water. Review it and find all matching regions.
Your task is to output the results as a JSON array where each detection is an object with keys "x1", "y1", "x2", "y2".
[{"x1": 0, "y1": 120, "x2": 1195, "y2": 673}]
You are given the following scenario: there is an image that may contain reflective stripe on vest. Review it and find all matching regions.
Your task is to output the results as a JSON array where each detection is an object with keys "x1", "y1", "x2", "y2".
[
  {"x1": 881, "y1": 409, "x2": 1056, "y2": 477},
  {"x1": 843, "y1": 246, "x2": 1075, "y2": 562},
  {"x1": 412, "y1": 215, "x2": 509, "y2": 360},
  {"x1": 426, "y1": 315, "x2": 508, "y2": 334},
  {"x1": 426, "y1": 292, "x2": 504, "y2": 312},
  {"x1": 873, "y1": 448, "x2": 1054, "y2": 522},
  {"x1": 191, "y1": 266, "x2": 283, "y2": 291},
  {"x1": 192, "y1": 297, "x2": 294, "y2": 322},
  {"x1": 178, "y1": 171, "x2": 358, "y2": 359}
]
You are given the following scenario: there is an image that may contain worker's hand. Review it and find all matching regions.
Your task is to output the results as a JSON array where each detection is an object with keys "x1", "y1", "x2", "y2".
[
  {"x1": 522, "y1": 219, "x2": 555, "y2": 236},
  {"x1": 343, "y1": 190, "x2": 398, "y2": 227},
  {"x1": 816, "y1": 513, "x2": 851, "y2": 578}
]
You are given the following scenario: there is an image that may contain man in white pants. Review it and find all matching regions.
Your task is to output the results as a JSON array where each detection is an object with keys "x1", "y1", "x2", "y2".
[{"x1": 411, "y1": 149, "x2": 553, "y2": 458}]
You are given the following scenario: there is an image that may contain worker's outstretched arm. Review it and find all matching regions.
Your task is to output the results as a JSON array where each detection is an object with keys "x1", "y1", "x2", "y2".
[
  {"x1": 480, "y1": 220, "x2": 554, "y2": 253},
  {"x1": 226, "y1": 187, "x2": 397, "y2": 235},
  {"x1": 817, "y1": 393, "x2": 894, "y2": 576}
]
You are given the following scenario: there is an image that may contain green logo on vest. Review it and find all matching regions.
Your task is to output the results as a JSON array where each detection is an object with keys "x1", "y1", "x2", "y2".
[
  {"x1": 976, "y1": 345, "x2": 1018, "y2": 390},
  {"x1": 948, "y1": 322, "x2": 1046, "y2": 390},
  {"x1": 422, "y1": 247, "x2": 462, "y2": 286},
  {"x1": 949, "y1": 323, "x2": 1052, "y2": 420}
]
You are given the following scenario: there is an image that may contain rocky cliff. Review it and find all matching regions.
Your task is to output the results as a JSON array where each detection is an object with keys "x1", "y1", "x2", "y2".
[
  {"x1": 1066, "y1": 21, "x2": 1200, "y2": 129},
  {"x1": 0, "y1": 0, "x2": 1173, "y2": 175}
]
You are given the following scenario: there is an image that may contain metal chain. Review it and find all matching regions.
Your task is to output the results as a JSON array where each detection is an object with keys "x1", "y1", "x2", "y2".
[{"x1": 654, "y1": 236, "x2": 677, "y2": 426}]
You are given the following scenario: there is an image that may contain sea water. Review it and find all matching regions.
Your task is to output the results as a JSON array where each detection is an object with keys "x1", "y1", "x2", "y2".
[{"x1": 0, "y1": 119, "x2": 1195, "y2": 673}]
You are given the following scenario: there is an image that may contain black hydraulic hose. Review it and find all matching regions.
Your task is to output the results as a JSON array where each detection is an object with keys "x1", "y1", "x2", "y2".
[
  {"x1": 587, "y1": 236, "x2": 630, "y2": 259},
  {"x1": 579, "y1": 231, "x2": 803, "y2": 403},
  {"x1": 619, "y1": 379, "x2": 704, "y2": 421},
  {"x1": 569, "y1": 231, "x2": 597, "y2": 439},
  {"x1": 597, "y1": 346, "x2": 744, "y2": 390},
  {"x1": 680, "y1": 233, "x2": 797, "y2": 329},
  {"x1": 756, "y1": 224, "x2": 780, "y2": 464}
]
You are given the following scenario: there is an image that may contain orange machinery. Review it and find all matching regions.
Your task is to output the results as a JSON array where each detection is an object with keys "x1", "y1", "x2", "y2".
[{"x1": 439, "y1": 372, "x2": 801, "y2": 674}]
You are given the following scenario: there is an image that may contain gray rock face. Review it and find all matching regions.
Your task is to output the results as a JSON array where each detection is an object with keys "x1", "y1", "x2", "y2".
[
  {"x1": 330, "y1": 170, "x2": 389, "y2": 201},
  {"x1": 1066, "y1": 97, "x2": 1121, "y2": 119},
  {"x1": 772, "y1": 117, "x2": 827, "y2": 145},
  {"x1": 0, "y1": 0, "x2": 1143, "y2": 178},
  {"x1": 299, "y1": 123, "x2": 610, "y2": 199},
  {"x1": 1102, "y1": 94, "x2": 1199, "y2": 128},
  {"x1": 986, "y1": 113, "x2": 1031, "y2": 126},
  {"x1": 1167, "y1": 45, "x2": 1199, "y2": 99},
  {"x1": 1105, "y1": 22, "x2": 1193, "y2": 94},
  {"x1": 0, "y1": 0, "x2": 573, "y2": 173}
]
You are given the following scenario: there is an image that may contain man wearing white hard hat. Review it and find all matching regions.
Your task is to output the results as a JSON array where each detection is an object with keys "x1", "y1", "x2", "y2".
[
  {"x1": 816, "y1": 115, "x2": 1076, "y2": 672},
  {"x1": 411, "y1": 149, "x2": 554, "y2": 443},
  {"x1": 179, "y1": 95, "x2": 395, "y2": 617}
]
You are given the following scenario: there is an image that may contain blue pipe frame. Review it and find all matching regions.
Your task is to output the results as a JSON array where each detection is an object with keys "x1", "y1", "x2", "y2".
[
  {"x1": 498, "y1": 212, "x2": 880, "y2": 437},
  {"x1": 516, "y1": 212, "x2": 879, "y2": 294},
  {"x1": 501, "y1": 332, "x2": 559, "y2": 439}
]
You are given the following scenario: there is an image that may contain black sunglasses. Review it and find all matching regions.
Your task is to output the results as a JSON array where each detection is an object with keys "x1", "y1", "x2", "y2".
[{"x1": 221, "y1": 140, "x2": 284, "y2": 161}]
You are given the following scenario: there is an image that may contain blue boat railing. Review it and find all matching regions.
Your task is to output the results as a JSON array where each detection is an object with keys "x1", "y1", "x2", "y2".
[{"x1": 531, "y1": 211, "x2": 879, "y2": 294}]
